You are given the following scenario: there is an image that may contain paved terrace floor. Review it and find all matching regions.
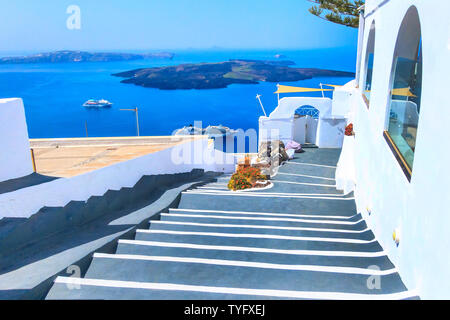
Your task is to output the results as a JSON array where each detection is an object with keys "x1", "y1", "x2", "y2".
[
  {"x1": 47, "y1": 148, "x2": 417, "y2": 300},
  {"x1": 30, "y1": 136, "x2": 203, "y2": 178}
]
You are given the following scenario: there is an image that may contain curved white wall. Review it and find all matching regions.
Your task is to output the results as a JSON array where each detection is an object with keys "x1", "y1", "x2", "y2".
[{"x1": 0, "y1": 98, "x2": 33, "y2": 182}]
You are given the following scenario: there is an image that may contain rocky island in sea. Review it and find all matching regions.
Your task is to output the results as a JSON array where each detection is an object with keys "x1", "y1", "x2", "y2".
[
  {"x1": 112, "y1": 59, "x2": 355, "y2": 90},
  {"x1": 0, "y1": 50, "x2": 175, "y2": 64}
]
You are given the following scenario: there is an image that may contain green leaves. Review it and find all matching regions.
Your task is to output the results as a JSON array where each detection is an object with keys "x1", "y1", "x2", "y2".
[{"x1": 307, "y1": 0, "x2": 364, "y2": 28}]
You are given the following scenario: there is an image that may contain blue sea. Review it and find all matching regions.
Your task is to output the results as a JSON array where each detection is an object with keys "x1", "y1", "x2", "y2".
[{"x1": 0, "y1": 48, "x2": 356, "y2": 138}]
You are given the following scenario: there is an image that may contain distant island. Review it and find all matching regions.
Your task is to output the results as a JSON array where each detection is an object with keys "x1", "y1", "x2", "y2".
[
  {"x1": 0, "y1": 50, "x2": 175, "y2": 64},
  {"x1": 112, "y1": 59, "x2": 355, "y2": 90}
]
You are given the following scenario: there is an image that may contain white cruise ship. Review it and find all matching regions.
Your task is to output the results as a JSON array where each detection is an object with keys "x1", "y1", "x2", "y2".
[{"x1": 82, "y1": 99, "x2": 113, "y2": 108}]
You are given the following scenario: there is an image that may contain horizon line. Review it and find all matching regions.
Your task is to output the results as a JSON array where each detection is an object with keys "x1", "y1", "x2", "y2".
[{"x1": 0, "y1": 45, "x2": 357, "y2": 55}]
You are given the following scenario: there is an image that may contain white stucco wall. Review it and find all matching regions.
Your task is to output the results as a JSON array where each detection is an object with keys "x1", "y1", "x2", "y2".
[
  {"x1": 305, "y1": 116, "x2": 318, "y2": 144},
  {"x1": 0, "y1": 98, "x2": 33, "y2": 182},
  {"x1": 293, "y1": 117, "x2": 306, "y2": 144},
  {"x1": 331, "y1": 81, "x2": 356, "y2": 117},
  {"x1": 316, "y1": 117, "x2": 346, "y2": 148},
  {"x1": 259, "y1": 117, "x2": 294, "y2": 145},
  {"x1": 0, "y1": 138, "x2": 235, "y2": 219},
  {"x1": 259, "y1": 97, "x2": 345, "y2": 148},
  {"x1": 336, "y1": 136, "x2": 356, "y2": 195},
  {"x1": 339, "y1": 0, "x2": 450, "y2": 299}
]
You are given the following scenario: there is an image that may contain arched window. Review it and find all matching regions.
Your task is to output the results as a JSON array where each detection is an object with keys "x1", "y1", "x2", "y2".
[
  {"x1": 363, "y1": 21, "x2": 376, "y2": 106},
  {"x1": 295, "y1": 105, "x2": 320, "y2": 118},
  {"x1": 384, "y1": 6, "x2": 422, "y2": 180}
]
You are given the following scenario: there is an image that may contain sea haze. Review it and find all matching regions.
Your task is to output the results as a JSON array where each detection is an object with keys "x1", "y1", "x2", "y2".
[{"x1": 0, "y1": 48, "x2": 356, "y2": 138}]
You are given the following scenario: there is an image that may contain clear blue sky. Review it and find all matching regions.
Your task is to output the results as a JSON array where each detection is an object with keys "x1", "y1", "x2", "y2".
[{"x1": 0, "y1": 0, "x2": 358, "y2": 52}]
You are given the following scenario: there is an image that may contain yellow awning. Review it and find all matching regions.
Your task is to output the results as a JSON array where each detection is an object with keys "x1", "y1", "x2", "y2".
[
  {"x1": 391, "y1": 88, "x2": 417, "y2": 97},
  {"x1": 274, "y1": 85, "x2": 333, "y2": 94}
]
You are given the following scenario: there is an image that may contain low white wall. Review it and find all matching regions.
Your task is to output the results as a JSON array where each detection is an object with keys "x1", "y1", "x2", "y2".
[
  {"x1": 259, "y1": 117, "x2": 294, "y2": 145},
  {"x1": 259, "y1": 97, "x2": 347, "y2": 147},
  {"x1": 293, "y1": 117, "x2": 306, "y2": 144},
  {"x1": 336, "y1": 136, "x2": 356, "y2": 194},
  {"x1": 316, "y1": 117, "x2": 346, "y2": 148},
  {"x1": 0, "y1": 138, "x2": 235, "y2": 219},
  {"x1": 331, "y1": 81, "x2": 356, "y2": 117},
  {"x1": 0, "y1": 98, "x2": 33, "y2": 182}
]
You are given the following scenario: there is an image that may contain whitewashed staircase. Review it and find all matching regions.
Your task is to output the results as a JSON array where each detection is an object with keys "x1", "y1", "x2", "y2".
[{"x1": 46, "y1": 149, "x2": 417, "y2": 300}]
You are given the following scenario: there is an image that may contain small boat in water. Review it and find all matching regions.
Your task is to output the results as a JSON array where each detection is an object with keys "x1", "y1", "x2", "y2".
[{"x1": 83, "y1": 99, "x2": 113, "y2": 108}]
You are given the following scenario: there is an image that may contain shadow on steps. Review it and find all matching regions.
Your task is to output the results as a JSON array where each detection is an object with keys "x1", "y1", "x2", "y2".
[
  {"x1": 0, "y1": 169, "x2": 221, "y2": 300},
  {"x1": 0, "y1": 173, "x2": 58, "y2": 196}
]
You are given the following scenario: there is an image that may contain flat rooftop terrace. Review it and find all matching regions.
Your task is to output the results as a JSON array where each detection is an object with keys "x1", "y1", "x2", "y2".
[{"x1": 29, "y1": 136, "x2": 204, "y2": 178}]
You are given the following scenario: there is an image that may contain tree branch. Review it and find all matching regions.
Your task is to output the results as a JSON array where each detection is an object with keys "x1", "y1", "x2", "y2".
[{"x1": 306, "y1": 0, "x2": 364, "y2": 28}]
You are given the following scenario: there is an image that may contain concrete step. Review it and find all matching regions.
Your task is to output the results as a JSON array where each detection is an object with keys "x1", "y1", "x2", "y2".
[
  {"x1": 168, "y1": 208, "x2": 361, "y2": 221},
  {"x1": 271, "y1": 172, "x2": 336, "y2": 185},
  {"x1": 189, "y1": 181, "x2": 346, "y2": 197},
  {"x1": 46, "y1": 279, "x2": 290, "y2": 300},
  {"x1": 213, "y1": 176, "x2": 233, "y2": 183},
  {"x1": 148, "y1": 219, "x2": 374, "y2": 241},
  {"x1": 159, "y1": 213, "x2": 368, "y2": 231},
  {"x1": 198, "y1": 180, "x2": 342, "y2": 194},
  {"x1": 277, "y1": 162, "x2": 336, "y2": 178},
  {"x1": 287, "y1": 148, "x2": 342, "y2": 166},
  {"x1": 262, "y1": 182, "x2": 342, "y2": 195},
  {"x1": 302, "y1": 143, "x2": 318, "y2": 149},
  {"x1": 75, "y1": 253, "x2": 407, "y2": 295},
  {"x1": 47, "y1": 276, "x2": 417, "y2": 300},
  {"x1": 134, "y1": 229, "x2": 383, "y2": 252},
  {"x1": 195, "y1": 185, "x2": 229, "y2": 191},
  {"x1": 177, "y1": 193, "x2": 357, "y2": 216},
  {"x1": 182, "y1": 193, "x2": 354, "y2": 205},
  {"x1": 115, "y1": 240, "x2": 395, "y2": 270}
]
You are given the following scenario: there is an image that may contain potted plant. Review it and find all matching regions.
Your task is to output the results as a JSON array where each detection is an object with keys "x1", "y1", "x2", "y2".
[
  {"x1": 227, "y1": 166, "x2": 269, "y2": 191},
  {"x1": 345, "y1": 123, "x2": 355, "y2": 137}
]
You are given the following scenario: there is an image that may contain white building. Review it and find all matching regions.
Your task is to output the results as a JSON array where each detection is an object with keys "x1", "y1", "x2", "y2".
[
  {"x1": 349, "y1": 0, "x2": 450, "y2": 300},
  {"x1": 260, "y1": 0, "x2": 450, "y2": 299}
]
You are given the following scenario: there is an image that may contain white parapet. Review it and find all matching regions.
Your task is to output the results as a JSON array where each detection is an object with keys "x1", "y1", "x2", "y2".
[
  {"x1": 331, "y1": 80, "x2": 356, "y2": 118},
  {"x1": 0, "y1": 98, "x2": 33, "y2": 182},
  {"x1": 0, "y1": 137, "x2": 236, "y2": 219},
  {"x1": 335, "y1": 136, "x2": 356, "y2": 194},
  {"x1": 316, "y1": 116, "x2": 346, "y2": 148}
]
